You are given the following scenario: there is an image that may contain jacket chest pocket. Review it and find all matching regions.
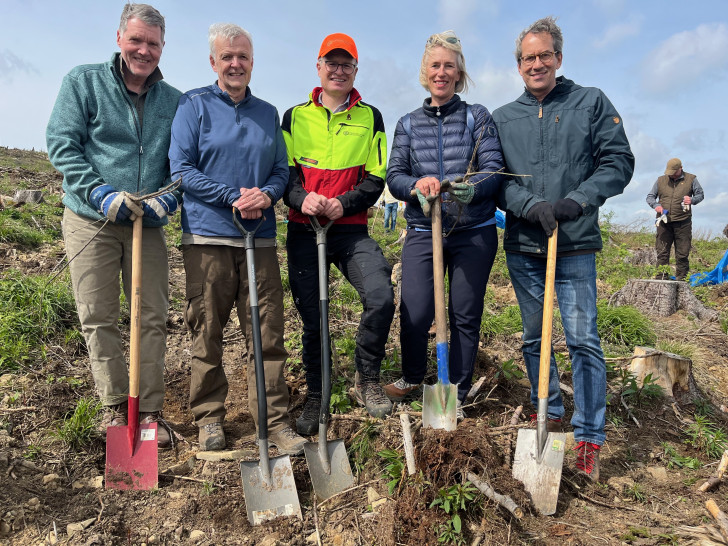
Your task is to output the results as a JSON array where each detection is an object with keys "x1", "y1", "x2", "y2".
[
  {"x1": 334, "y1": 123, "x2": 369, "y2": 138},
  {"x1": 547, "y1": 108, "x2": 591, "y2": 167}
]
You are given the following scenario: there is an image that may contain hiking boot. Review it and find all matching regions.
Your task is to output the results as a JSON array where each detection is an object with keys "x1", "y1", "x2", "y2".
[
  {"x1": 296, "y1": 396, "x2": 322, "y2": 436},
  {"x1": 574, "y1": 441, "x2": 601, "y2": 481},
  {"x1": 383, "y1": 377, "x2": 422, "y2": 402},
  {"x1": 140, "y1": 411, "x2": 171, "y2": 449},
  {"x1": 98, "y1": 403, "x2": 127, "y2": 437},
  {"x1": 268, "y1": 426, "x2": 307, "y2": 456},
  {"x1": 355, "y1": 375, "x2": 393, "y2": 418},
  {"x1": 198, "y1": 422, "x2": 226, "y2": 451},
  {"x1": 456, "y1": 399, "x2": 465, "y2": 422},
  {"x1": 530, "y1": 414, "x2": 564, "y2": 433}
]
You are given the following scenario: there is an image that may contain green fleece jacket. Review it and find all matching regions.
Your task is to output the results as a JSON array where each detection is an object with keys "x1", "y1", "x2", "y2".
[{"x1": 46, "y1": 53, "x2": 181, "y2": 227}]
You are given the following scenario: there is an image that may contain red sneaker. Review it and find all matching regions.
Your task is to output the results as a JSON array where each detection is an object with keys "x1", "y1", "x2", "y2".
[{"x1": 573, "y1": 441, "x2": 601, "y2": 481}]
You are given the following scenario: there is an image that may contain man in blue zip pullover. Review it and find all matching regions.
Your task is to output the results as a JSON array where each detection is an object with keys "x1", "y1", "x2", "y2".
[
  {"x1": 169, "y1": 23, "x2": 306, "y2": 454},
  {"x1": 46, "y1": 3, "x2": 182, "y2": 448},
  {"x1": 493, "y1": 16, "x2": 634, "y2": 481}
]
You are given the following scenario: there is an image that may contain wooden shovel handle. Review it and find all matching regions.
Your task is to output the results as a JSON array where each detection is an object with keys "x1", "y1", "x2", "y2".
[
  {"x1": 538, "y1": 226, "x2": 558, "y2": 400},
  {"x1": 432, "y1": 198, "x2": 447, "y2": 346},
  {"x1": 129, "y1": 216, "x2": 143, "y2": 399}
]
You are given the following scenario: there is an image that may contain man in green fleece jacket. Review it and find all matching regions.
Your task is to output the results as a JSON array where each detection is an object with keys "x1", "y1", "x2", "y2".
[{"x1": 46, "y1": 3, "x2": 181, "y2": 448}]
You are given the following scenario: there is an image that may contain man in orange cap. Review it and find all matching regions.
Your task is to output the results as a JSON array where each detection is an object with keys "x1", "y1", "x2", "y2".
[
  {"x1": 646, "y1": 158, "x2": 704, "y2": 280},
  {"x1": 282, "y1": 33, "x2": 394, "y2": 435}
]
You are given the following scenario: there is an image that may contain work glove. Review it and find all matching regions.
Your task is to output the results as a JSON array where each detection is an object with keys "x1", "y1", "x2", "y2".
[
  {"x1": 449, "y1": 176, "x2": 475, "y2": 205},
  {"x1": 89, "y1": 184, "x2": 143, "y2": 223},
  {"x1": 415, "y1": 188, "x2": 437, "y2": 217},
  {"x1": 142, "y1": 193, "x2": 179, "y2": 221},
  {"x1": 553, "y1": 198, "x2": 583, "y2": 221},
  {"x1": 525, "y1": 201, "x2": 557, "y2": 236}
]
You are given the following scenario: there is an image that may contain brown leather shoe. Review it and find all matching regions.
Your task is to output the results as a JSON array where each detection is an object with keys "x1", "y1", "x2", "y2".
[
  {"x1": 530, "y1": 413, "x2": 563, "y2": 433},
  {"x1": 140, "y1": 411, "x2": 171, "y2": 449},
  {"x1": 98, "y1": 403, "x2": 127, "y2": 437},
  {"x1": 383, "y1": 377, "x2": 422, "y2": 402}
]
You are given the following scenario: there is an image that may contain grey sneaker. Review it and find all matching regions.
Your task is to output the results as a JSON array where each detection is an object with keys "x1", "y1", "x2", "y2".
[
  {"x1": 199, "y1": 422, "x2": 226, "y2": 451},
  {"x1": 140, "y1": 411, "x2": 171, "y2": 449},
  {"x1": 268, "y1": 426, "x2": 307, "y2": 456},
  {"x1": 98, "y1": 403, "x2": 127, "y2": 437},
  {"x1": 456, "y1": 399, "x2": 465, "y2": 422},
  {"x1": 383, "y1": 377, "x2": 422, "y2": 402},
  {"x1": 355, "y1": 374, "x2": 393, "y2": 418},
  {"x1": 296, "y1": 395, "x2": 322, "y2": 436}
]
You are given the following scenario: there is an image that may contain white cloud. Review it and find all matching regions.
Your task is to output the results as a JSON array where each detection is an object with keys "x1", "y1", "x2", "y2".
[
  {"x1": 470, "y1": 63, "x2": 523, "y2": 111},
  {"x1": 592, "y1": 17, "x2": 642, "y2": 49},
  {"x1": 0, "y1": 50, "x2": 38, "y2": 82},
  {"x1": 625, "y1": 130, "x2": 668, "y2": 174},
  {"x1": 642, "y1": 23, "x2": 728, "y2": 94},
  {"x1": 437, "y1": 0, "x2": 497, "y2": 33}
]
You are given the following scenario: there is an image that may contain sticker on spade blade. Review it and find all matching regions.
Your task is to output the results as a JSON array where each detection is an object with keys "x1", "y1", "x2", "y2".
[
  {"x1": 140, "y1": 428, "x2": 156, "y2": 441},
  {"x1": 550, "y1": 439, "x2": 564, "y2": 452}
]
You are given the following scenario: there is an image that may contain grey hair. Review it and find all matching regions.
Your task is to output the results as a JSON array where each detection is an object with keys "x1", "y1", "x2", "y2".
[
  {"x1": 515, "y1": 16, "x2": 563, "y2": 62},
  {"x1": 419, "y1": 30, "x2": 472, "y2": 94},
  {"x1": 119, "y1": 3, "x2": 166, "y2": 42},
  {"x1": 208, "y1": 23, "x2": 254, "y2": 58}
]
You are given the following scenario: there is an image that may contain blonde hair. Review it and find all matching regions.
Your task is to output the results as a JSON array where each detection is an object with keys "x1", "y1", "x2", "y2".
[{"x1": 419, "y1": 30, "x2": 472, "y2": 94}]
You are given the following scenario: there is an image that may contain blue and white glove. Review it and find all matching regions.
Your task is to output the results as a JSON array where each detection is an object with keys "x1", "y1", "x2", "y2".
[
  {"x1": 89, "y1": 184, "x2": 143, "y2": 223},
  {"x1": 142, "y1": 193, "x2": 179, "y2": 221}
]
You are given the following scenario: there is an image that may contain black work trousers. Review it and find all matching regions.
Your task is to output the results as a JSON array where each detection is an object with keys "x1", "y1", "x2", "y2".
[
  {"x1": 656, "y1": 218, "x2": 692, "y2": 280},
  {"x1": 286, "y1": 228, "x2": 395, "y2": 395}
]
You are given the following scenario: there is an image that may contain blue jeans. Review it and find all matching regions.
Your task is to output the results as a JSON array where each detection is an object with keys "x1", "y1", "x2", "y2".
[
  {"x1": 506, "y1": 252, "x2": 606, "y2": 445},
  {"x1": 384, "y1": 202, "x2": 398, "y2": 231}
]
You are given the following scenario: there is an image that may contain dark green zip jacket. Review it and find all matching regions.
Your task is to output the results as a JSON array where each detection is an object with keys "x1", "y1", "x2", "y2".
[
  {"x1": 492, "y1": 77, "x2": 634, "y2": 255},
  {"x1": 47, "y1": 53, "x2": 181, "y2": 227}
]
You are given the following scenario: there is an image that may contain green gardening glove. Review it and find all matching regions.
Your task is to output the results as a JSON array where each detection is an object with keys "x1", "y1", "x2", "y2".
[
  {"x1": 415, "y1": 188, "x2": 437, "y2": 217},
  {"x1": 449, "y1": 176, "x2": 474, "y2": 205}
]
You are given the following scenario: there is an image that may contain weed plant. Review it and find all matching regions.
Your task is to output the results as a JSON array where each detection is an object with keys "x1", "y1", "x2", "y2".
[
  {"x1": 349, "y1": 420, "x2": 378, "y2": 475},
  {"x1": 55, "y1": 397, "x2": 102, "y2": 450},
  {"x1": 0, "y1": 269, "x2": 78, "y2": 371},
  {"x1": 379, "y1": 448, "x2": 405, "y2": 494},
  {"x1": 480, "y1": 305, "x2": 522, "y2": 338},
  {"x1": 685, "y1": 415, "x2": 728, "y2": 459},
  {"x1": 430, "y1": 482, "x2": 480, "y2": 545},
  {"x1": 661, "y1": 442, "x2": 702, "y2": 470},
  {"x1": 596, "y1": 302, "x2": 656, "y2": 348}
]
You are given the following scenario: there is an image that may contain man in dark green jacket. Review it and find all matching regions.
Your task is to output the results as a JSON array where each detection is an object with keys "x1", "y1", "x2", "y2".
[
  {"x1": 46, "y1": 3, "x2": 181, "y2": 447},
  {"x1": 493, "y1": 16, "x2": 634, "y2": 481}
]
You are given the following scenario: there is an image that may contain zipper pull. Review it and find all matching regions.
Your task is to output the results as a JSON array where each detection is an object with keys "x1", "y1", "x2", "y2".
[
  {"x1": 436, "y1": 106, "x2": 441, "y2": 117},
  {"x1": 538, "y1": 104, "x2": 543, "y2": 119},
  {"x1": 140, "y1": 145, "x2": 143, "y2": 155}
]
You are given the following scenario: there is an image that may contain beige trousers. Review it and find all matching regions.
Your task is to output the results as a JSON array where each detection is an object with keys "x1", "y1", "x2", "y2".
[
  {"x1": 62, "y1": 209, "x2": 168, "y2": 410},
  {"x1": 182, "y1": 244, "x2": 290, "y2": 433}
]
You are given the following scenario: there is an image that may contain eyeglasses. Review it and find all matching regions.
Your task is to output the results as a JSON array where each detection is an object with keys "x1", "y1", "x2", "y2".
[
  {"x1": 323, "y1": 60, "x2": 357, "y2": 75},
  {"x1": 427, "y1": 34, "x2": 460, "y2": 46},
  {"x1": 520, "y1": 51, "x2": 558, "y2": 66}
]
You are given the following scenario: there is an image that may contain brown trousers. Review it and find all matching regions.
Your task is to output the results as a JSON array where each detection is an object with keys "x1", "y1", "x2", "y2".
[
  {"x1": 182, "y1": 244, "x2": 290, "y2": 433},
  {"x1": 656, "y1": 218, "x2": 692, "y2": 280},
  {"x1": 63, "y1": 209, "x2": 168, "y2": 410}
]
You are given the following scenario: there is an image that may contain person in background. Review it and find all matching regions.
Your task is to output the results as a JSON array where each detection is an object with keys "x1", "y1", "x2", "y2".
[
  {"x1": 646, "y1": 158, "x2": 704, "y2": 280},
  {"x1": 169, "y1": 23, "x2": 306, "y2": 454},
  {"x1": 282, "y1": 33, "x2": 394, "y2": 436},
  {"x1": 493, "y1": 16, "x2": 634, "y2": 481},
  {"x1": 382, "y1": 185, "x2": 400, "y2": 232},
  {"x1": 385, "y1": 30, "x2": 504, "y2": 421},
  {"x1": 46, "y1": 3, "x2": 181, "y2": 448}
]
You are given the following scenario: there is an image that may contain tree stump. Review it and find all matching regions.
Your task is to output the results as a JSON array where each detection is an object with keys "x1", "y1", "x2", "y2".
[
  {"x1": 610, "y1": 279, "x2": 718, "y2": 321},
  {"x1": 629, "y1": 346, "x2": 700, "y2": 403}
]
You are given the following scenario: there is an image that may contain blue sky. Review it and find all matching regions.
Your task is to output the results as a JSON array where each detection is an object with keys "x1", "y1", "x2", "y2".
[{"x1": 1, "y1": 0, "x2": 726, "y2": 234}]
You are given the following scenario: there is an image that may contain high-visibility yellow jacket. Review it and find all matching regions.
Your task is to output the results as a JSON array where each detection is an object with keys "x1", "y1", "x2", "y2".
[{"x1": 282, "y1": 87, "x2": 387, "y2": 228}]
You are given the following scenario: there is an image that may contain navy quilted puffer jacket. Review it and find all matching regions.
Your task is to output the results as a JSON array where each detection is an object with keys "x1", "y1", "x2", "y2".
[{"x1": 387, "y1": 94, "x2": 504, "y2": 231}]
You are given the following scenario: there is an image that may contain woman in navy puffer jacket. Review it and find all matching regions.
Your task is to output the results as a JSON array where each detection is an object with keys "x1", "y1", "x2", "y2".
[{"x1": 385, "y1": 30, "x2": 504, "y2": 415}]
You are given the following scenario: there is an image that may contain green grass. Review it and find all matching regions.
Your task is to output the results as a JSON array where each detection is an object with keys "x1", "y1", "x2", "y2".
[
  {"x1": 0, "y1": 202, "x2": 63, "y2": 247},
  {"x1": 55, "y1": 397, "x2": 102, "y2": 450},
  {"x1": 596, "y1": 301, "x2": 656, "y2": 348},
  {"x1": 0, "y1": 269, "x2": 79, "y2": 371},
  {"x1": 480, "y1": 304, "x2": 522, "y2": 338}
]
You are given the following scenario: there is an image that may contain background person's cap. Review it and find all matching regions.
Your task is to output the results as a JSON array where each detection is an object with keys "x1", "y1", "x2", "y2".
[
  {"x1": 665, "y1": 158, "x2": 682, "y2": 175},
  {"x1": 318, "y1": 33, "x2": 358, "y2": 61}
]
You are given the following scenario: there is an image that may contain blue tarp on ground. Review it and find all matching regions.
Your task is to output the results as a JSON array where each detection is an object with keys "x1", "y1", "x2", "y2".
[{"x1": 690, "y1": 248, "x2": 728, "y2": 286}]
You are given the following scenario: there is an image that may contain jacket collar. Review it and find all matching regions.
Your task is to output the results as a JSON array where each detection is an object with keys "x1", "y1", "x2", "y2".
[
  {"x1": 310, "y1": 87, "x2": 362, "y2": 111},
  {"x1": 212, "y1": 82, "x2": 252, "y2": 106},
  {"x1": 422, "y1": 94, "x2": 462, "y2": 118}
]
